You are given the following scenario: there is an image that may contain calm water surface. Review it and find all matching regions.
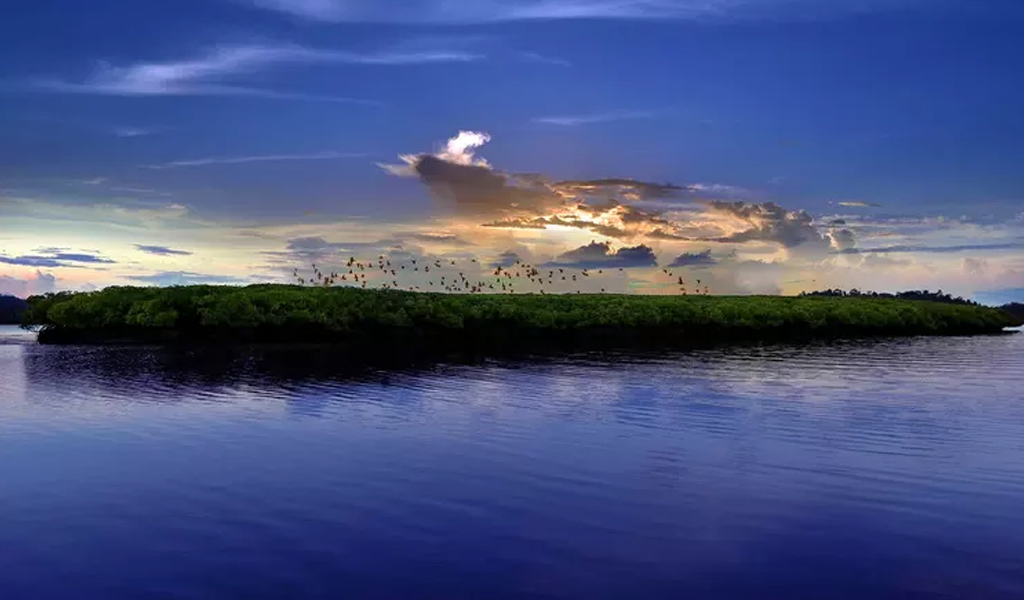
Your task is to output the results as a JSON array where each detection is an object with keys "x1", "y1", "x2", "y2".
[{"x1": 2, "y1": 325, "x2": 1024, "y2": 599}]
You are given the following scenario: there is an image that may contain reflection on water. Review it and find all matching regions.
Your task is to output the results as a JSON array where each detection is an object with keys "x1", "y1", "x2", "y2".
[{"x1": 1, "y1": 328, "x2": 1023, "y2": 599}]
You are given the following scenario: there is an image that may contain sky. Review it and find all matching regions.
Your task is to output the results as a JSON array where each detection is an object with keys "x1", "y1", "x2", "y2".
[{"x1": 1, "y1": 0, "x2": 1023, "y2": 302}]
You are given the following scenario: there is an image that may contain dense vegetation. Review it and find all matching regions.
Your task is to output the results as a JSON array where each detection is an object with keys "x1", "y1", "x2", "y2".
[
  {"x1": 22, "y1": 285, "x2": 1021, "y2": 348},
  {"x1": 0, "y1": 295, "x2": 28, "y2": 325},
  {"x1": 799, "y1": 288, "x2": 978, "y2": 306}
]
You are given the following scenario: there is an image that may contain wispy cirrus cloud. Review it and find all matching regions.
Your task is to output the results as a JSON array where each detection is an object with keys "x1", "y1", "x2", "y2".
[
  {"x1": 143, "y1": 151, "x2": 366, "y2": 170},
  {"x1": 29, "y1": 43, "x2": 483, "y2": 102},
  {"x1": 233, "y1": 0, "x2": 937, "y2": 23},
  {"x1": 533, "y1": 110, "x2": 656, "y2": 127}
]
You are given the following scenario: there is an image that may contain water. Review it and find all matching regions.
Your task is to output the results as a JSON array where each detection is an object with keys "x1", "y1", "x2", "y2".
[{"x1": 2, "y1": 325, "x2": 1024, "y2": 599}]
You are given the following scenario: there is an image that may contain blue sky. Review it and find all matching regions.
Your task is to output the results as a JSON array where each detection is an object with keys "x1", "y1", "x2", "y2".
[{"x1": 2, "y1": 0, "x2": 1023, "y2": 301}]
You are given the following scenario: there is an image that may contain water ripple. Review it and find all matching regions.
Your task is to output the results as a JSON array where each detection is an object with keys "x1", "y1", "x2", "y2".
[{"x1": 1, "y1": 331, "x2": 1023, "y2": 598}]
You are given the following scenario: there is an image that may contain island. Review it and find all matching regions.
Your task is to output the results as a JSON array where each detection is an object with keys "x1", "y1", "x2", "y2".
[
  {"x1": 21, "y1": 285, "x2": 1022, "y2": 352},
  {"x1": 0, "y1": 295, "x2": 28, "y2": 325}
]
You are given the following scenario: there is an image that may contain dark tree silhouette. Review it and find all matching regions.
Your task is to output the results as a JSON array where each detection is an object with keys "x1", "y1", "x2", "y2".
[
  {"x1": 0, "y1": 295, "x2": 28, "y2": 325},
  {"x1": 1002, "y1": 303, "x2": 1024, "y2": 322}
]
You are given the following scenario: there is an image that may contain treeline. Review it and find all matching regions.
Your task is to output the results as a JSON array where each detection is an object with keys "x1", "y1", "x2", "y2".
[
  {"x1": 799, "y1": 289, "x2": 977, "y2": 306},
  {"x1": 0, "y1": 295, "x2": 28, "y2": 325},
  {"x1": 1002, "y1": 303, "x2": 1024, "y2": 322},
  {"x1": 21, "y1": 285, "x2": 1021, "y2": 347}
]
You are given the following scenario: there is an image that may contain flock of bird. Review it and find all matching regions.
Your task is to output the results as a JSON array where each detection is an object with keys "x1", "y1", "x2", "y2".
[{"x1": 293, "y1": 255, "x2": 712, "y2": 296}]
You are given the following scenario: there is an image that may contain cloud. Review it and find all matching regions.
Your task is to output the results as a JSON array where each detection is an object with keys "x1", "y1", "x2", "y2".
[
  {"x1": 547, "y1": 241, "x2": 657, "y2": 269},
  {"x1": 382, "y1": 131, "x2": 563, "y2": 218},
  {"x1": 827, "y1": 227, "x2": 857, "y2": 252},
  {"x1": 30, "y1": 43, "x2": 481, "y2": 101},
  {"x1": 838, "y1": 242, "x2": 1024, "y2": 255},
  {"x1": 669, "y1": 249, "x2": 717, "y2": 268},
  {"x1": 125, "y1": 271, "x2": 248, "y2": 286},
  {"x1": 384, "y1": 131, "x2": 689, "y2": 239},
  {"x1": 401, "y1": 232, "x2": 475, "y2": 247},
  {"x1": 551, "y1": 178, "x2": 685, "y2": 201},
  {"x1": 491, "y1": 251, "x2": 524, "y2": 268},
  {"x1": 836, "y1": 201, "x2": 883, "y2": 208},
  {"x1": 0, "y1": 270, "x2": 58, "y2": 298},
  {"x1": 962, "y1": 257, "x2": 989, "y2": 276},
  {"x1": 0, "y1": 251, "x2": 116, "y2": 268},
  {"x1": 135, "y1": 244, "x2": 194, "y2": 256},
  {"x1": 386, "y1": 131, "x2": 852, "y2": 254},
  {"x1": 706, "y1": 201, "x2": 836, "y2": 250},
  {"x1": 114, "y1": 127, "x2": 159, "y2": 138},
  {"x1": 533, "y1": 110, "x2": 656, "y2": 127},
  {"x1": 144, "y1": 152, "x2": 365, "y2": 170},
  {"x1": 515, "y1": 52, "x2": 571, "y2": 67},
  {"x1": 234, "y1": 0, "x2": 934, "y2": 23}
]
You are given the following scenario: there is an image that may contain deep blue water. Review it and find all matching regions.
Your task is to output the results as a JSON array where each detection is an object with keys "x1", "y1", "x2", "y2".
[{"x1": 2, "y1": 325, "x2": 1024, "y2": 599}]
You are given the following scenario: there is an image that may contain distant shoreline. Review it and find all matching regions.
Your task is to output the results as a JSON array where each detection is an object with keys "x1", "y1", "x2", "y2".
[{"x1": 22, "y1": 285, "x2": 1021, "y2": 350}]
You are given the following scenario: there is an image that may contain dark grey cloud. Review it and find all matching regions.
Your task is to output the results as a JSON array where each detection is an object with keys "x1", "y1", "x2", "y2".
[
  {"x1": 135, "y1": 244, "x2": 194, "y2": 256},
  {"x1": 491, "y1": 251, "x2": 522, "y2": 268},
  {"x1": 409, "y1": 154, "x2": 561, "y2": 217},
  {"x1": 669, "y1": 249, "x2": 717, "y2": 268},
  {"x1": 0, "y1": 251, "x2": 116, "y2": 268},
  {"x1": 547, "y1": 241, "x2": 658, "y2": 269},
  {"x1": 0, "y1": 255, "x2": 64, "y2": 268},
  {"x1": 53, "y1": 252, "x2": 115, "y2": 264},
  {"x1": 125, "y1": 271, "x2": 248, "y2": 286}
]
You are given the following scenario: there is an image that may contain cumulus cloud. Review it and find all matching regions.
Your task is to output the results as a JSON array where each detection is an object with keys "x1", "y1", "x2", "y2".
[
  {"x1": 0, "y1": 270, "x2": 58, "y2": 297},
  {"x1": 135, "y1": 244, "x2": 194, "y2": 256},
  {"x1": 547, "y1": 241, "x2": 657, "y2": 269}
]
